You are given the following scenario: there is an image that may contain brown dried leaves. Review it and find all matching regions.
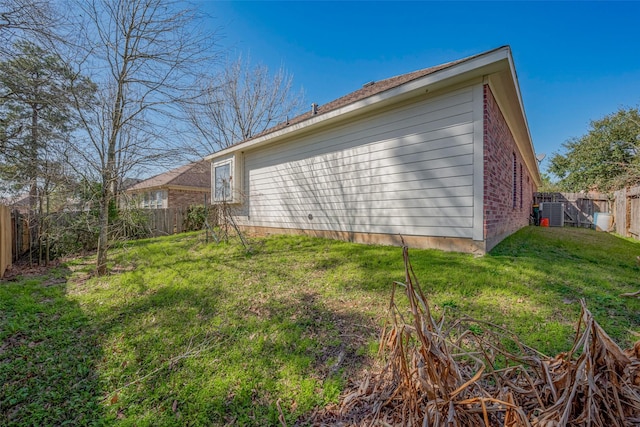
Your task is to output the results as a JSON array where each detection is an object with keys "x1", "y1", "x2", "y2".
[{"x1": 312, "y1": 246, "x2": 640, "y2": 426}]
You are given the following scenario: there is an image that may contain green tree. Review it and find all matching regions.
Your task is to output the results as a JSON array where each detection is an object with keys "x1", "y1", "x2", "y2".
[
  {"x1": 537, "y1": 173, "x2": 561, "y2": 193},
  {"x1": 549, "y1": 107, "x2": 640, "y2": 192},
  {"x1": 0, "y1": 41, "x2": 94, "y2": 201},
  {"x1": 0, "y1": 40, "x2": 95, "y2": 263}
]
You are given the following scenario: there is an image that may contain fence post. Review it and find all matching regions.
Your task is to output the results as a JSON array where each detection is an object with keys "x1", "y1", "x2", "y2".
[
  {"x1": 204, "y1": 194, "x2": 209, "y2": 244},
  {"x1": 1, "y1": 205, "x2": 12, "y2": 278}
]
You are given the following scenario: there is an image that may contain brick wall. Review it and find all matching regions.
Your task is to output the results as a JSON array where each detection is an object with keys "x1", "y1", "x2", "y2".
[
  {"x1": 483, "y1": 84, "x2": 535, "y2": 250},
  {"x1": 167, "y1": 189, "x2": 208, "y2": 209}
]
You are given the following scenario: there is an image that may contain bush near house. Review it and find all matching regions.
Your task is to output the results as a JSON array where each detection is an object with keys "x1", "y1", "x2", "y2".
[{"x1": 1, "y1": 227, "x2": 639, "y2": 425}]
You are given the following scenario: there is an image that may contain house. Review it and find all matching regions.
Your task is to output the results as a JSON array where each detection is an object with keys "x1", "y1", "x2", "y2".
[
  {"x1": 124, "y1": 160, "x2": 211, "y2": 209},
  {"x1": 2, "y1": 193, "x2": 31, "y2": 214},
  {"x1": 205, "y1": 46, "x2": 541, "y2": 254}
]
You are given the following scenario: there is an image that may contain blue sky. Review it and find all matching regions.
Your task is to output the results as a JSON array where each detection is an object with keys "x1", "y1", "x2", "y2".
[{"x1": 201, "y1": 1, "x2": 640, "y2": 174}]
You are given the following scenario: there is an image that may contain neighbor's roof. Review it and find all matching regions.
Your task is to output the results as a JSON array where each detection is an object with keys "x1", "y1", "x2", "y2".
[{"x1": 126, "y1": 160, "x2": 210, "y2": 192}]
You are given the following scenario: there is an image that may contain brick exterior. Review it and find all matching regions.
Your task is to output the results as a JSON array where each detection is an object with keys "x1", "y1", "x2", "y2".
[
  {"x1": 167, "y1": 189, "x2": 208, "y2": 209},
  {"x1": 483, "y1": 84, "x2": 535, "y2": 250}
]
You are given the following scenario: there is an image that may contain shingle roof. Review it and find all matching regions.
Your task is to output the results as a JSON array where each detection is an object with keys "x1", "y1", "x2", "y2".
[
  {"x1": 126, "y1": 160, "x2": 210, "y2": 192},
  {"x1": 237, "y1": 47, "x2": 505, "y2": 146}
]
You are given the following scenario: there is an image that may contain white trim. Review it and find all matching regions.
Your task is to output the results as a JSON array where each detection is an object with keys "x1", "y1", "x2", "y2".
[
  {"x1": 472, "y1": 82, "x2": 485, "y2": 242},
  {"x1": 485, "y1": 55, "x2": 541, "y2": 187},
  {"x1": 212, "y1": 158, "x2": 234, "y2": 203}
]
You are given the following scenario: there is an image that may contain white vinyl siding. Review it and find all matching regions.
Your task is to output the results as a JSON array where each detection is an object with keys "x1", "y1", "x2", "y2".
[{"x1": 241, "y1": 85, "x2": 479, "y2": 239}]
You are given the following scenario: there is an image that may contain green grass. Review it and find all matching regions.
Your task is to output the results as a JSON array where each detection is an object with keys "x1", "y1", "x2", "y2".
[{"x1": 2, "y1": 226, "x2": 639, "y2": 425}]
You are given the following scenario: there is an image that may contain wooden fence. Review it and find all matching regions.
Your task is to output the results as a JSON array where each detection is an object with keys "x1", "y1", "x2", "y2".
[
  {"x1": 614, "y1": 186, "x2": 640, "y2": 239},
  {"x1": 142, "y1": 206, "x2": 218, "y2": 237},
  {"x1": 535, "y1": 188, "x2": 640, "y2": 240},
  {"x1": 13, "y1": 211, "x2": 29, "y2": 260},
  {"x1": 0, "y1": 205, "x2": 11, "y2": 278},
  {"x1": 533, "y1": 192, "x2": 610, "y2": 228},
  {"x1": 3, "y1": 205, "x2": 217, "y2": 270},
  {"x1": 146, "y1": 207, "x2": 186, "y2": 237}
]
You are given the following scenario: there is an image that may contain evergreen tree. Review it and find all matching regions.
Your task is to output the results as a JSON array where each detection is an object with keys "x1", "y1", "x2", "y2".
[
  {"x1": 0, "y1": 41, "x2": 94, "y2": 200},
  {"x1": 0, "y1": 40, "x2": 95, "y2": 263},
  {"x1": 549, "y1": 107, "x2": 640, "y2": 192}
]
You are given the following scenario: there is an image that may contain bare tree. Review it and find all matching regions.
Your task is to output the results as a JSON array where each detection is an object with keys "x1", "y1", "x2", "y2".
[
  {"x1": 71, "y1": 0, "x2": 218, "y2": 275},
  {"x1": 185, "y1": 55, "x2": 305, "y2": 155},
  {"x1": 0, "y1": 0, "x2": 66, "y2": 55}
]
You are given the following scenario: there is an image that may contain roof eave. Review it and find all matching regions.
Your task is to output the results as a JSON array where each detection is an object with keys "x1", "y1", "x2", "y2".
[
  {"x1": 205, "y1": 47, "x2": 512, "y2": 161},
  {"x1": 205, "y1": 47, "x2": 541, "y2": 187},
  {"x1": 486, "y1": 53, "x2": 542, "y2": 186}
]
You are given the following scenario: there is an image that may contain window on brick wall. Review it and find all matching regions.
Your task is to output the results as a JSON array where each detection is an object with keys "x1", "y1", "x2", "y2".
[
  {"x1": 512, "y1": 153, "x2": 517, "y2": 209},
  {"x1": 142, "y1": 190, "x2": 166, "y2": 209},
  {"x1": 519, "y1": 163, "x2": 523, "y2": 210}
]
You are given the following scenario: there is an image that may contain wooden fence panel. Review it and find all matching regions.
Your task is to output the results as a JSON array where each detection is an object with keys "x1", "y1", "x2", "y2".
[
  {"x1": 614, "y1": 188, "x2": 627, "y2": 237},
  {"x1": 628, "y1": 186, "x2": 640, "y2": 240},
  {"x1": 1, "y1": 205, "x2": 11, "y2": 278},
  {"x1": 630, "y1": 195, "x2": 640, "y2": 239},
  {"x1": 610, "y1": 186, "x2": 640, "y2": 240},
  {"x1": 142, "y1": 207, "x2": 216, "y2": 237},
  {"x1": 147, "y1": 209, "x2": 171, "y2": 237}
]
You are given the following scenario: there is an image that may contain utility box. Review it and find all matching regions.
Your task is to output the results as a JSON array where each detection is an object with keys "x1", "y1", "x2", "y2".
[{"x1": 540, "y1": 202, "x2": 564, "y2": 227}]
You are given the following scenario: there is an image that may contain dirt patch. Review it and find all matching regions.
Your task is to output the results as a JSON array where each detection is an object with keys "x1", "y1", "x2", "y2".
[{"x1": 1, "y1": 259, "x2": 62, "y2": 282}]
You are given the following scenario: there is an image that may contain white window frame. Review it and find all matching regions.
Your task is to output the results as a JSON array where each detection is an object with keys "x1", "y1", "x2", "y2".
[
  {"x1": 213, "y1": 158, "x2": 234, "y2": 203},
  {"x1": 141, "y1": 190, "x2": 166, "y2": 209}
]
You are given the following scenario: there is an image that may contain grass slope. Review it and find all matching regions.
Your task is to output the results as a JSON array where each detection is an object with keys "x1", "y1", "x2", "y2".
[{"x1": 1, "y1": 226, "x2": 639, "y2": 425}]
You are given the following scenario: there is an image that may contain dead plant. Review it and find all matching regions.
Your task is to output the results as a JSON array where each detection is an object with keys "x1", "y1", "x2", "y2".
[{"x1": 309, "y1": 245, "x2": 640, "y2": 426}]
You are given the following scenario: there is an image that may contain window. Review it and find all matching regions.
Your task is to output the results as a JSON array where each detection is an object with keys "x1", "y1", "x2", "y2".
[
  {"x1": 512, "y1": 153, "x2": 517, "y2": 209},
  {"x1": 142, "y1": 190, "x2": 166, "y2": 209},
  {"x1": 212, "y1": 155, "x2": 240, "y2": 204},
  {"x1": 214, "y1": 162, "x2": 232, "y2": 202},
  {"x1": 519, "y1": 163, "x2": 523, "y2": 210}
]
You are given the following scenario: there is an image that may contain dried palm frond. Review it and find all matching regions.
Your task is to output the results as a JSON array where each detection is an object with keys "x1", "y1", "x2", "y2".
[{"x1": 310, "y1": 245, "x2": 640, "y2": 426}]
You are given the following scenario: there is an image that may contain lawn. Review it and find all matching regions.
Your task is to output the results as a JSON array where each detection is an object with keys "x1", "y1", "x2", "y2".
[{"x1": 1, "y1": 226, "x2": 639, "y2": 426}]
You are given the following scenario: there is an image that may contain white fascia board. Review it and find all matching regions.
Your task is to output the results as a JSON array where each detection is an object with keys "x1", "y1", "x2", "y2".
[
  {"x1": 506, "y1": 54, "x2": 541, "y2": 185},
  {"x1": 205, "y1": 47, "x2": 512, "y2": 162}
]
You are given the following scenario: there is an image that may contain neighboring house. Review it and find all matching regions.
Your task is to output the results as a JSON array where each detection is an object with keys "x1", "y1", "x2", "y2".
[
  {"x1": 2, "y1": 193, "x2": 31, "y2": 214},
  {"x1": 124, "y1": 160, "x2": 211, "y2": 209},
  {"x1": 205, "y1": 46, "x2": 541, "y2": 254}
]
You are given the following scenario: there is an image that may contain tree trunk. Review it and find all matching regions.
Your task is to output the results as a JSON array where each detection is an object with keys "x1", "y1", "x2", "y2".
[
  {"x1": 29, "y1": 103, "x2": 39, "y2": 266},
  {"x1": 96, "y1": 187, "x2": 110, "y2": 275}
]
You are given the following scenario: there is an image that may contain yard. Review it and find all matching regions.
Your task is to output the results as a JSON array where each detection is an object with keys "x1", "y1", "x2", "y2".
[{"x1": 1, "y1": 226, "x2": 639, "y2": 426}]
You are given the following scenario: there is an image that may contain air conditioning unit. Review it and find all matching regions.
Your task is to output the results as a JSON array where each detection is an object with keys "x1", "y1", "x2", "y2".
[{"x1": 540, "y1": 202, "x2": 564, "y2": 227}]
